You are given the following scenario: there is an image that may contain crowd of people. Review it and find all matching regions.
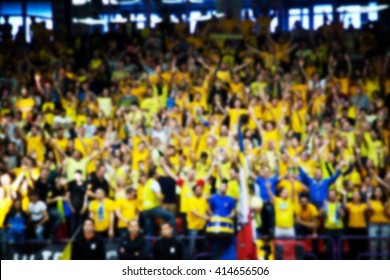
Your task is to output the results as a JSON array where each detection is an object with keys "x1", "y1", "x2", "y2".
[{"x1": 0, "y1": 7, "x2": 390, "y2": 260}]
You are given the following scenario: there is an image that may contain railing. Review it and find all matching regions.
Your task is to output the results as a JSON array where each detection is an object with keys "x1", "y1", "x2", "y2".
[
  {"x1": 1, "y1": 235, "x2": 389, "y2": 260},
  {"x1": 258, "y1": 235, "x2": 337, "y2": 260},
  {"x1": 337, "y1": 236, "x2": 390, "y2": 260}
]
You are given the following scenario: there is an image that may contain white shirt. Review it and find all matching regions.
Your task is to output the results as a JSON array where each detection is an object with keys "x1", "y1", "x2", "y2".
[
  {"x1": 151, "y1": 180, "x2": 161, "y2": 193},
  {"x1": 28, "y1": 201, "x2": 47, "y2": 222},
  {"x1": 308, "y1": 79, "x2": 326, "y2": 90}
]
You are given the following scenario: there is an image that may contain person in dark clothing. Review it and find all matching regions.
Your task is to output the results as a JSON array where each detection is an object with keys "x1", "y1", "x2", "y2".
[
  {"x1": 87, "y1": 165, "x2": 110, "y2": 197},
  {"x1": 153, "y1": 222, "x2": 184, "y2": 260},
  {"x1": 71, "y1": 218, "x2": 106, "y2": 260},
  {"x1": 157, "y1": 175, "x2": 177, "y2": 213},
  {"x1": 67, "y1": 170, "x2": 88, "y2": 235},
  {"x1": 45, "y1": 177, "x2": 67, "y2": 238},
  {"x1": 118, "y1": 220, "x2": 147, "y2": 260},
  {"x1": 34, "y1": 168, "x2": 55, "y2": 202}
]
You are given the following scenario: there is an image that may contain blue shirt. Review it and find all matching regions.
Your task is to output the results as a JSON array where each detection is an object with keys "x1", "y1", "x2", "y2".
[
  {"x1": 256, "y1": 173, "x2": 279, "y2": 202},
  {"x1": 209, "y1": 194, "x2": 236, "y2": 217},
  {"x1": 298, "y1": 167, "x2": 341, "y2": 207}
]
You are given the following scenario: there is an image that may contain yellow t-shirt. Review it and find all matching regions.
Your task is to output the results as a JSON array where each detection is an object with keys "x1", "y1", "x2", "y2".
[
  {"x1": 227, "y1": 180, "x2": 240, "y2": 200},
  {"x1": 274, "y1": 197, "x2": 294, "y2": 228},
  {"x1": 295, "y1": 203, "x2": 318, "y2": 222},
  {"x1": 277, "y1": 180, "x2": 305, "y2": 204},
  {"x1": 333, "y1": 77, "x2": 349, "y2": 95},
  {"x1": 16, "y1": 98, "x2": 35, "y2": 119},
  {"x1": 346, "y1": 203, "x2": 367, "y2": 228},
  {"x1": 26, "y1": 135, "x2": 45, "y2": 163},
  {"x1": 115, "y1": 198, "x2": 137, "y2": 228},
  {"x1": 89, "y1": 198, "x2": 116, "y2": 232},
  {"x1": 179, "y1": 181, "x2": 193, "y2": 214},
  {"x1": 187, "y1": 196, "x2": 208, "y2": 230},
  {"x1": 369, "y1": 200, "x2": 389, "y2": 224},
  {"x1": 53, "y1": 138, "x2": 68, "y2": 164},
  {"x1": 132, "y1": 149, "x2": 150, "y2": 172}
]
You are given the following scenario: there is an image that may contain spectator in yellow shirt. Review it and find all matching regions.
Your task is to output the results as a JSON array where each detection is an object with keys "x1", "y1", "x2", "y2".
[
  {"x1": 367, "y1": 188, "x2": 390, "y2": 260},
  {"x1": 89, "y1": 188, "x2": 116, "y2": 238},
  {"x1": 187, "y1": 185, "x2": 209, "y2": 258},
  {"x1": 295, "y1": 193, "x2": 319, "y2": 237},
  {"x1": 15, "y1": 88, "x2": 35, "y2": 120},
  {"x1": 343, "y1": 190, "x2": 369, "y2": 259},
  {"x1": 115, "y1": 188, "x2": 138, "y2": 238},
  {"x1": 267, "y1": 181, "x2": 295, "y2": 238}
]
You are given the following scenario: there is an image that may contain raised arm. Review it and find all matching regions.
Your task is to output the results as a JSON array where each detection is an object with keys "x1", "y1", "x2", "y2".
[
  {"x1": 233, "y1": 60, "x2": 250, "y2": 73},
  {"x1": 159, "y1": 157, "x2": 179, "y2": 181},
  {"x1": 246, "y1": 44, "x2": 262, "y2": 56},
  {"x1": 345, "y1": 54, "x2": 352, "y2": 79},
  {"x1": 265, "y1": 181, "x2": 275, "y2": 203},
  {"x1": 324, "y1": 160, "x2": 345, "y2": 186},
  {"x1": 196, "y1": 56, "x2": 212, "y2": 72},
  {"x1": 298, "y1": 58, "x2": 309, "y2": 83}
]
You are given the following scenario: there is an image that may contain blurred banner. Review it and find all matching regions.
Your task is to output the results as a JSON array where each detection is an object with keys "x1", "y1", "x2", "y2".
[{"x1": 7, "y1": 241, "x2": 120, "y2": 260}]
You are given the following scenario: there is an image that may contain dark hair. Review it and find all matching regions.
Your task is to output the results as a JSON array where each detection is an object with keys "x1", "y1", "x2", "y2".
[
  {"x1": 299, "y1": 192, "x2": 310, "y2": 200},
  {"x1": 125, "y1": 187, "x2": 135, "y2": 194},
  {"x1": 148, "y1": 167, "x2": 157, "y2": 178},
  {"x1": 84, "y1": 217, "x2": 95, "y2": 225},
  {"x1": 200, "y1": 152, "x2": 208, "y2": 159},
  {"x1": 221, "y1": 178, "x2": 229, "y2": 184},
  {"x1": 29, "y1": 189, "x2": 40, "y2": 197},
  {"x1": 192, "y1": 185, "x2": 201, "y2": 192}
]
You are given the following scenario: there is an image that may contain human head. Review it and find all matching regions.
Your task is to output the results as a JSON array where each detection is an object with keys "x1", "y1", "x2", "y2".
[
  {"x1": 193, "y1": 185, "x2": 203, "y2": 197},
  {"x1": 299, "y1": 193, "x2": 310, "y2": 207},
  {"x1": 95, "y1": 188, "x2": 106, "y2": 201},
  {"x1": 125, "y1": 187, "x2": 136, "y2": 200},
  {"x1": 314, "y1": 168, "x2": 322, "y2": 180},
  {"x1": 29, "y1": 190, "x2": 40, "y2": 203},
  {"x1": 352, "y1": 190, "x2": 361, "y2": 203},
  {"x1": 279, "y1": 188, "x2": 288, "y2": 200},
  {"x1": 219, "y1": 179, "x2": 228, "y2": 195},
  {"x1": 74, "y1": 170, "x2": 83, "y2": 182},
  {"x1": 328, "y1": 190, "x2": 337, "y2": 202},
  {"x1": 128, "y1": 219, "x2": 140, "y2": 236},
  {"x1": 160, "y1": 222, "x2": 174, "y2": 239},
  {"x1": 83, "y1": 218, "x2": 95, "y2": 235}
]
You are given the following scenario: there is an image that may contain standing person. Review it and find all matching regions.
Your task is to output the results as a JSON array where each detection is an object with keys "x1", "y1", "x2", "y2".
[
  {"x1": 295, "y1": 193, "x2": 319, "y2": 237},
  {"x1": 71, "y1": 218, "x2": 106, "y2": 260},
  {"x1": 293, "y1": 157, "x2": 344, "y2": 209},
  {"x1": 88, "y1": 165, "x2": 110, "y2": 198},
  {"x1": 153, "y1": 222, "x2": 185, "y2": 260},
  {"x1": 88, "y1": 188, "x2": 116, "y2": 238},
  {"x1": 207, "y1": 179, "x2": 236, "y2": 260},
  {"x1": 186, "y1": 185, "x2": 209, "y2": 259},
  {"x1": 266, "y1": 182, "x2": 296, "y2": 238},
  {"x1": 118, "y1": 220, "x2": 147, "y2": 260},
  {"x1": 27, "y1": 190, "x2": 49, "y2": 240},
  {"x1": 367, "y1": 188, "x2": 390, "y2": 260},
  {"x1": 115, "y1": 188, "x2": 138, "y2": 239},
  {"x1": 250, "y1": 166, "x2": 279, "y2": 237},
  {"x1": 343, "y1": 190, "x2": 369, "y2": 259},
  {"x1": 67, "y1": 170, "x2": 88, "y2": 235},
  {"x1": 5, "y1": 199, "x2": 28, "y2": 243},
  {"x1": 141, "y1": 168, "x2": 175, "y2": 236},
  {"x1": 320, "y1": 190, "x2": 345, "y2": 260},
  {"x1": 45, "y1": 178, "x2": 67, "y2": 239}
]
